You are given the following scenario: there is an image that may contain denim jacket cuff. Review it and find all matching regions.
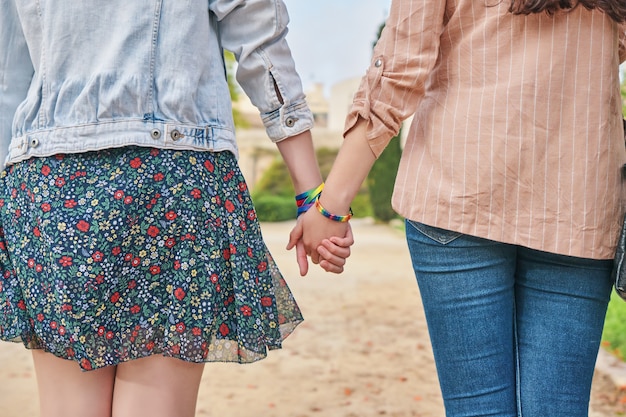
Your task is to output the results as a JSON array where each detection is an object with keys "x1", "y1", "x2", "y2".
[{"x1": 261, "y1": 100, "x2": 314, "y2": 142}]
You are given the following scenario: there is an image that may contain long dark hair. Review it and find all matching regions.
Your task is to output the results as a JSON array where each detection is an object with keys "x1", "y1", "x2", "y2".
[{"x1": 509, "y1": 0, "x2": 626, "y2": 22}]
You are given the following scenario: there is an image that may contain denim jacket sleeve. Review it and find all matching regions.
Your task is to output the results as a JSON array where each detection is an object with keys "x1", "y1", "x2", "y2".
[
  {"x1": 0, "y1": 0, "x2": 34, "y2": 165},
  {"x1": 209, "y1": 0, "x2": 313, "y2": 142}
]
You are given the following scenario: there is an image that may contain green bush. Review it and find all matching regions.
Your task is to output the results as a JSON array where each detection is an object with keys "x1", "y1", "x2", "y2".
[
  {"x1": 253, "y1": 158, "x2": 295, "y2": 198},
  {"x1": 251, "y1": 147, "x2": 375, "y2": 221},
  {"x1": 251, "y1": 194, "x2": 295, "y2": 222},
  {"x1": 250, "y1": 156, "x2": 295, "y2": 222},
  {"x1": 351, "y1": 191, "x2": 373, "y2": 219},
  {"x1": 367, "y1": 132, "x2": 402, "y2": 223},
  {"x1": 602, "y1": 292, "x2": 626, "y2": 360}
]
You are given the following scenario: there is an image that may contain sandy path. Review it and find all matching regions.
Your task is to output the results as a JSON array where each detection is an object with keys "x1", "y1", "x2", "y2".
[{"x1": 0, "y1": 219, "x2": 624, "y2": 416}]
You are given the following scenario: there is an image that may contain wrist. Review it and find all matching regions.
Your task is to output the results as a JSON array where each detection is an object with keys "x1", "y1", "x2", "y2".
[
  {"x1": 295, "y1": 183, "x2": 324, "y2": 218},
  {"x1": 314, "y1": 196, "x2": 352, "y2": 223},
  {"x1": 316, "y1": 192, "x2": 352, "y2": 216},
  {"x1": 293, "y1": 180, "x2": 324, "y2": 195}
]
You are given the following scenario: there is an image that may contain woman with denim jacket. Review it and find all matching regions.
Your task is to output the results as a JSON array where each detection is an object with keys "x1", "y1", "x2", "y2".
[
  {"x1": 0, "y1": 1, "x2": 351, "y2": 416},
  {"x1": 291, "y1": 0, "x2": 626, "y2": 415}
]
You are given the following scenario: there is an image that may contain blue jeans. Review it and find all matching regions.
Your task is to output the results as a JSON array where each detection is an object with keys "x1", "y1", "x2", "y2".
[{"x1": 405, "y1": 220, "x2": 613, "y2": 417}]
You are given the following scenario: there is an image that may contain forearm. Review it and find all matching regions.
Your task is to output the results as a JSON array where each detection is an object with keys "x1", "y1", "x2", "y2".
[
  {"x1": 288, "y1": 118, "x2": 374, "y2": 268},
  {"x1": 317, "y1": 118, "x2": 377, "y2": 215},
  {"x1": 275, "y1": 130, "x2": 323, "y2": 194}
]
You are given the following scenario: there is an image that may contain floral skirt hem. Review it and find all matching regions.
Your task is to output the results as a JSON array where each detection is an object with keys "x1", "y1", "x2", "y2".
[
  {"x1": 0, "y1": 147, "x2": 303, "y2": 371},
  {"x1": 2, "y1": 314, "x2": 302, "y2": 371}
]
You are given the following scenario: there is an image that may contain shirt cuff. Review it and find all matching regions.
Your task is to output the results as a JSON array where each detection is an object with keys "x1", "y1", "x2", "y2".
[
  {"x1": 343, "y1": 100, "x2": 399, "y2": 159},
  {"x1": 261, "y1": 100, "x2": 314, "y2": 142}
]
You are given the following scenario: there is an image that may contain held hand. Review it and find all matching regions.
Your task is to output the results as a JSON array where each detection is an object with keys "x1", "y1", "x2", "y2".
[
  {"x1": 287, "y1": 212, "x2": 353, "y2": 275},
  {"x1": 317, "y1": 225, "x2": 354, "y2": 273},
  {"x1": 298, "y1": 207, "x2": 351, "y2": 264}
]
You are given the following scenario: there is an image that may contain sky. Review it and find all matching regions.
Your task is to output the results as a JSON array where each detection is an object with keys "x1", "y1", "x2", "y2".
[{"x1": 281, "y1": 0, "x2": 391, "y2": 94}]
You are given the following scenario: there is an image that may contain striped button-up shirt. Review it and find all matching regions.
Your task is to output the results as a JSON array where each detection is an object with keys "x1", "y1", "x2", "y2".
[{"x1": 346, "y1": 0, "x2": 626, "y2": 259}]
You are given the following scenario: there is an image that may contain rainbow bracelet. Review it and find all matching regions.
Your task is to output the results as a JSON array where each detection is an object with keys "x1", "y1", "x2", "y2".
[
  {"x1": 295, "y1": 183, "x2": 324, "y2": 218},
  {"x1": 314, "y1": 197, "x2": 353, "y2": 222}
]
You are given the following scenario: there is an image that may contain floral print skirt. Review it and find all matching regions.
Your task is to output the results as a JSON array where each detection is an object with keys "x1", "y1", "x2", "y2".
[{"x1": 0, "y1": 147, "x2": 302, "y2": 370}]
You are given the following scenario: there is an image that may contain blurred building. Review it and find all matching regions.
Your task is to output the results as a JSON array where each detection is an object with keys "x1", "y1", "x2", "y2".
[
  {"x1": 305, "y1": 83, "x2": 329, "y2": 127},
  {"x1": 327, "y1": 77, "x2": 361, "y2": 132},
  {"x1": 232, "y1": 76, "x2": 411, "y2": 188}
]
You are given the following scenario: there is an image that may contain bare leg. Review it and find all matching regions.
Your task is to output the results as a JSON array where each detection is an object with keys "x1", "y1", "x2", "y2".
[
  {"x1": 32, "y1": 350, "x2": 116, "y2": 417},
  {"x1": 112, "y1": 355, "x2": 205, "y2": 417}
]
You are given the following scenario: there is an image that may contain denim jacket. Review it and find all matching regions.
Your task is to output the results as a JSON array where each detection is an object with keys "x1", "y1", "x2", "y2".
[{"x1": 0, "y1": 0, "x2": 313, "y2": 167}]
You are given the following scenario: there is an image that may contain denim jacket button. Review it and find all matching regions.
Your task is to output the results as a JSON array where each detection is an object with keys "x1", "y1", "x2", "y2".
[
  {"x1": 285, "y1": 117, "x2": 296, "y2": 127},
  {"x1": 374, "y1": 59, "x2": 383, "y2": 68},
  {"x1": 170, "y1": 130, "x2": 183, "y2": 141},
  {"x1": 29, "y1": 138, "x2": 39, "y2": 148},
  {"x1": 150, "y1": 129, "x2": 161, "y2": 139}
]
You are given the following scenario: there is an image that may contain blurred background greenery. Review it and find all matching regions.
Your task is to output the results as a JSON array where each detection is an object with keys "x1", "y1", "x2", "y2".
[{"x1": 598, "y1": 66, "x2": 626, "y2": 360}]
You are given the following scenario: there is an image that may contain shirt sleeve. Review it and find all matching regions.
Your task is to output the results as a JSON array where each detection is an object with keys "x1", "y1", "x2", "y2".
[
  {"x1": 209, "y1": 0, "x2": 313, "y2": 142},
  {"x1": 344, "y1": 0, "x2": 446, "y2": 157},
  {"x1": 0, "y1": 0, "x2": 34, "y2": 165}
]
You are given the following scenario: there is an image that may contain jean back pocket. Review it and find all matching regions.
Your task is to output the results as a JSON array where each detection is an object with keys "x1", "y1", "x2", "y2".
[{"x1": 406, "y1": 220, "x2": 462, "y2": 245}]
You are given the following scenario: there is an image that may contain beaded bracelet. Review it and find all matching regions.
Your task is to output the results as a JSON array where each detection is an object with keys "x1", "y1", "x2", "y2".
[
  {"x1": 314, "y1": 197, "x2": 353, "y2": 222},
  {"x1": 295, "y1": 183, "x2": 324, "y2": 218}
]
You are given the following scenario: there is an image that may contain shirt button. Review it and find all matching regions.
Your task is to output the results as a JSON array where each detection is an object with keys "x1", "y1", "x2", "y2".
[
  {"x1": 171, "y1": 130, "x2": 183, "y2": 141},
  {"x1": 29, "y1": 138, "x2": 39, "y2": 148},
  {"x1": 151, "y1": 129, "x2": 161, "y2": 139},
  {"x1": 374, "y1": 59, "x2": 383, "y2": 68},
  {"x1": 285, "y1": 117, "x2": 296, "y2": 128}
]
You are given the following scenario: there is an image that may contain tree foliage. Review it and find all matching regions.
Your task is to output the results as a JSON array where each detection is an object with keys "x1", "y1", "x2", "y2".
[{"x1": 224, "y1": 51, "x2": 248, "y2": 129}]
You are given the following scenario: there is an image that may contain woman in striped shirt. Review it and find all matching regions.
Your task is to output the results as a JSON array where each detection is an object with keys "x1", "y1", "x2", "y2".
[{"x1": 291, "y1": 0, "x2": 626, "y2": 415}]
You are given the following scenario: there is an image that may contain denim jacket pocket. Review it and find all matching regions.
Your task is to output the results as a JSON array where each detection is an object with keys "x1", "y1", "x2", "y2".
[{"x1": 406, "y1": 220, "x2": 463, "y2": 245}]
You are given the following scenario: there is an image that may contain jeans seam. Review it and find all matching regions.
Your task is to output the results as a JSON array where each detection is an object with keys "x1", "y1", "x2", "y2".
[{"x1": 514, "y1": 301, "x2": 522, "y2": 417}]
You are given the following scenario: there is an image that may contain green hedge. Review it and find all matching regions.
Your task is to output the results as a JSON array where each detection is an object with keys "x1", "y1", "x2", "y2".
[
  {"x1": 367, "y1": 132, "x2": 401, "y2": 222},
  {"x1": 251, "y1": 194, "x2": 295, "y2": 222},
  {"x1": 251, "y1": 147, "x2": 374, "y2": 222}
]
